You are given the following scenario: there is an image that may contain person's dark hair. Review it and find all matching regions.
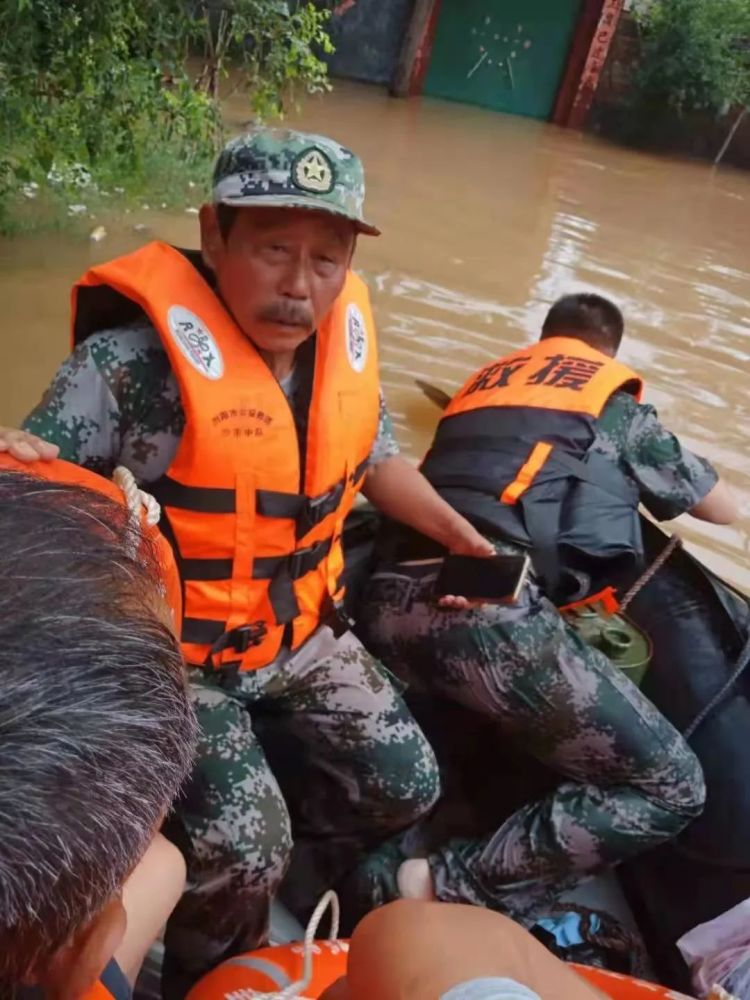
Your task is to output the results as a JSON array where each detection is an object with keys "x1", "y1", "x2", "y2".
[
  {"x1": 216, "y1": 203, "x2": 239, "y2": 241},
  {"x1": 541, "y1": 293, "x2": 624, "y2": 355},
  {"x1": 0, "y1": 471, "x2": 196, "y2": 990}
]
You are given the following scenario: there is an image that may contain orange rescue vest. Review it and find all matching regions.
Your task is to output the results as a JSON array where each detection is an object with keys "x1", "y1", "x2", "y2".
[
  {"x1": 419, "y1": 337, "x2": 645, "y2": 603},
  {"x1": 71, "y1": 242, "x2": 379, "y2": 672},
  {"x1": 0, "y1": 453, "x2": 181, "y2": 629},
  {"x1": 80, "y1": 980, "x2": 121, "y2": 1000},
  {"x1": 443, "y1": 337, "x2": 641, "y2": 411}
]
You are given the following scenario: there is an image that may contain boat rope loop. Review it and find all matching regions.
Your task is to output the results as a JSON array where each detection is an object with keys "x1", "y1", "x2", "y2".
[
  {"x1": 112, "y1": 466, "x2": 161, "y2": 555},
  {"x1": 619, "y1": 533, "x2": 682, "y2": 613},
  {"x1": 614, "y1": 529, "x2": 750, "y2": 742},
  {"x1": 684, "y1": 630, "x2": 750, "y2": 741},
  {"x1": 260, "y1": 891, "x2": 341, "y2": 1000}
]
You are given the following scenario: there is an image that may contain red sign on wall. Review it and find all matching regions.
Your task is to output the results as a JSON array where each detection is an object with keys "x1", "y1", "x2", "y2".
[{"x1": 568, "y1": 0, "x2": 624, "y2": 128}]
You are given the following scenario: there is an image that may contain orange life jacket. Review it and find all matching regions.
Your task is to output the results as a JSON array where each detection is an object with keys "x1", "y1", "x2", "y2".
[
  {"x1": 419, "y1": 337, "x2": 645, "y2": 603},
  {"x1": 79, "y1": 981, "x2": 119, "y2": 1000},
  {"x1": 186, "y1": 940, "x2": 349, "y2": 999},
  {"x1": 71, "y1": 242, "x2": 379, "y2": 671},
  {"x1": 0, "y1": 453, "x2": 181, "y2": 629}
]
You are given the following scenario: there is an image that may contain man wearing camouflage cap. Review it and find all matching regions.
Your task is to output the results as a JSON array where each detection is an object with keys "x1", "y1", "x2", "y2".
[{"x1": 11, "y1": 128, "x2": 492, "y2": 993}]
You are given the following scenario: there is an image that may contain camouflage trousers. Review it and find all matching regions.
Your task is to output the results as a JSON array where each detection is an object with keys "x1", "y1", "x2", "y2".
[
  {"x1": 163, "y1": 624, "x2": 440, "y2": 990},
  {"x1": 356, "y1": 565, "x2": 706, "y2": 923}
]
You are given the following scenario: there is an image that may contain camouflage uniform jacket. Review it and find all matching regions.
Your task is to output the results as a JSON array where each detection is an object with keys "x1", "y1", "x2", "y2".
[
  {"x1": 23, "y1": 321, "x2": 400, "y2": 482},
  {"x1": 584, "y1": 389, "x2": 717, "y2": 523}
]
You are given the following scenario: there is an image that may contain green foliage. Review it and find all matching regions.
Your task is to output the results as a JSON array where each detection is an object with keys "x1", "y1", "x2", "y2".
[
  {"x1": 632, "y1": 0, "x2": 750, "y2": 117},
  {"x1": 193, "y1": 2, "x2": 334, "y2": 118},
  {"x1": 0, "y1": 0, "x2": 334, "y2": 233}
]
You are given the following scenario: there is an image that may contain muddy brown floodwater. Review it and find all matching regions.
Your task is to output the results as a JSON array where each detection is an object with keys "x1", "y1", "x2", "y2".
[{"x1": 1, "y1": 82, "x2": 748, "y2": 587}]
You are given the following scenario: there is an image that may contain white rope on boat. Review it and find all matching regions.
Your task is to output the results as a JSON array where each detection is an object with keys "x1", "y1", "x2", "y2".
[
  {"x1": 112, "y1": 466, "x2": 161, "y2": 555},
  {"x1": 262, "y1": 890, "x2": 341, "y2": 1000}
]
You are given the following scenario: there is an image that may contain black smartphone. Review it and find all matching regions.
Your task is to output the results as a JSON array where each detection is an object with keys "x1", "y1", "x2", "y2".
[{"x1": 434, "y1": 553, "x2": 531, "y2": 603}]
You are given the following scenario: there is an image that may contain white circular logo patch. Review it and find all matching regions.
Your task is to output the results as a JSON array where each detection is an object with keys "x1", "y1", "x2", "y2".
[
  {"x1": 345, "y1": 303, "x2": 368, "y2": 373},
  {"x1": 167, "y1": 306, "x2": 224, "y2": 380}
]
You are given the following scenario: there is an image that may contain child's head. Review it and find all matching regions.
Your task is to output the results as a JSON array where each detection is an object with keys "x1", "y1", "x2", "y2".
[{"x1": 0, "y1": 470, "x2": 196, "y2": 996}]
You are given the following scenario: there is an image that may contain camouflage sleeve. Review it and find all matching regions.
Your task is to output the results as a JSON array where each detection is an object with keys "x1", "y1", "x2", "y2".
[
  {"x1": 368, "y1": 388, "x2": 401, "y2": 466},
  {"x1": 22, "y1": 322, "x2": 182, "y2": 481},
  {"x1": 622, "y1": 400, "x2": 719, "y2": 521},
  {"x1": 22, "y1": 338, "x2": 123, "y2": 477}
]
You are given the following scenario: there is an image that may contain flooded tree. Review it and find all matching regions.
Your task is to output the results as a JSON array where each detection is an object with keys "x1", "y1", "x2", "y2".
[
  {"x1": 192, "y1": 1, "x2": 333, "y2": 116},
  {"x1": 0, "y1": 0, "x2": 335, "y2": 232},
  {"x1": 632, "y1": 0, "x2": 750, "y2": 163}
]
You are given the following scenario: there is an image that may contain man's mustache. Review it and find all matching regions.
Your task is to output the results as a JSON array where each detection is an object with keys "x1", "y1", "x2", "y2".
[{"x1": 258, "y1": 302, "x2": 314, "y2": 328}]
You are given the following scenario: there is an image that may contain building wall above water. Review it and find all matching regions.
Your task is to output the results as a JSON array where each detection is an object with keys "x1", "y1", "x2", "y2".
[{"x1": 326, "y1": 0, "x2": 413, "y2": 86}]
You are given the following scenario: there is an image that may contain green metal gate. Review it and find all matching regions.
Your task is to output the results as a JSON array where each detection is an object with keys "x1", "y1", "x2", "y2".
[{"x1": 424, "y1": 0, "x2": 583, "y2": 119}]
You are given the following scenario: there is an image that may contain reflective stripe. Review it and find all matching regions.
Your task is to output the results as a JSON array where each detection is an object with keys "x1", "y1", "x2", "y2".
[
  {"x1": 223, "y1": 955, "x2": 292, "y2": 988},
  {"x1": 501, "y1": 442, "x2": 553, "y2": 505}
]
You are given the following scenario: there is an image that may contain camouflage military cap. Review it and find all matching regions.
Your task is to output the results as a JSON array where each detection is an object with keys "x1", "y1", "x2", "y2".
[{"x1": 212, "y1": 127, "x2": 380, "y2": 236}]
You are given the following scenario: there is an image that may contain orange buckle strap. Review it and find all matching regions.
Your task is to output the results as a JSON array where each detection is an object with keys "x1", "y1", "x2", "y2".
[
  {"x1": 500, "y1": 441, "x2": 553, "y2": 505},
  {"x1": 559, "y1": 585, "x2": 621, "y2": 616}
]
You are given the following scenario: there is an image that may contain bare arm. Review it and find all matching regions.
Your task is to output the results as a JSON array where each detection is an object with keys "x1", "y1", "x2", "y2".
[
  {"x1": 689, "y1": 479, "x2": 738, "y2": 524},
  {"x1": 362, "y1": 454, "x2": 494, "y2": 557},
  {"x1": 115, "y1": 834, "x2": 186, "y2": 985},
  {"x1": 620, "y1": 398, "x2": 736, "y2": 526}
]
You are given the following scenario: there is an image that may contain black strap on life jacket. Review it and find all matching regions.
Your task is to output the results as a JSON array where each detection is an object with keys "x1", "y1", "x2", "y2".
[
  {"x1": 152, "y1": 457, "x2": 369, "y2": 658},
  {"x1": 425, "y1": 437, "x2": 635, "y2": 504},
  {"x1": 424, "y1": 435, "x2": 638, "y2": 597},
  {"x1": 178, "y1": 535, "x2": 333, "y2": 587},
  {"x1": 175, "y1": 536, "x2": 332, "y2": 649},
  {"x1": 423, "y1": 435, "x2": 633, "y2": 500},
  {"x1": 253, "y1": 454, "x2": 367, "y2": 532},
  {"x1": 525, "y1": 448, "x2": 637, "y2": 596},
  {"x1": 151, "y1": 455, "x2": 368, "y2": 540}
]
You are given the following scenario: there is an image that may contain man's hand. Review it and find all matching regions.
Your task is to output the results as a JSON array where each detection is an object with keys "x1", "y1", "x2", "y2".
[
  {"x1": 443, "y1": 520, "x2": 495, "y2": 559},
  {"x1": 363, "y1": 455, "x2": 494, "y2": 610},
  {"x1": 0, "y1": 427, "x2": 59, "y2": 463},
  {"x1": 435, "y1": 509, "x2": 495, "y2": 611}
]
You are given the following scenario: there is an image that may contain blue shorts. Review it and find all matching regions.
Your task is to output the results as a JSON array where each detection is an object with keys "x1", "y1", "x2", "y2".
[
  {"x1": 98, "y1": 958, "x2": 131, "y2": 999},
  {"x1": 441, "y1": 980, "x2": 541, "y2": 1000}
]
